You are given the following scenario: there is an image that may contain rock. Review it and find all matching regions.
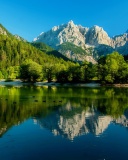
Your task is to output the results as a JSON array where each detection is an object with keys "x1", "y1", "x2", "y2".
[
  {"x1": 34, "y1": 21, "x2": 128, "y2": 62},
  {"x1": 112, "y1": 33, "x2": 128, "y2": 48},
  {"x1": 35, "y1": 20, "x2": 86, "y2": 49},
  {"x1": 85, "y1": 25, "x2": 112, "y2": 46}
]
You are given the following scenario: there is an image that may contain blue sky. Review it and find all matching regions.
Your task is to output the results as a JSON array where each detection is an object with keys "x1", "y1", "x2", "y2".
[{"x1": 0, "y1": 0, "x2": 128, "y2": 41}]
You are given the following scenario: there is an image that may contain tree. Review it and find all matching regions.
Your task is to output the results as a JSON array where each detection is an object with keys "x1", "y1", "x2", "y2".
[
  {"x1": 20, "y1": 59, "x2": 43, "y2": 82},
  {"x1": 56, "y1": 70, "x2": 69, "y2": 82},
  {"x1": 0, "y1": 71, "x2": 4, "y2": 79},
  {"x1": 43, "y1": 63, "x2": 57, "y2": 82},
  {"x1": 98, "y1": 52, "x2": 127, "y2": 83},
  {"x1": 68, "y1": 65, "x2": 83, "y2": 82},
  {"x1": 81, "y1": 61, "x2": 97, "y2": 82},
  {"x1": 7, "y1": 66, "x2": 16, "y2": 79}
]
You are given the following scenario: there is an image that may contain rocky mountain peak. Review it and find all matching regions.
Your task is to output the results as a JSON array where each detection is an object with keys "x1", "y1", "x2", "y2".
[
  {"x1": 34, "y1": 21, "x2": 113, "y2": 49},
  {"x1": 85, "y1": 25, "x2": 111, "y2": 46},
  {"x1": 91, "y1": 25, "x2": 103, "y2": 31},
  {"x1": 34, "y1": 20, "x2": 86, "y2": 49},
  {"x1": 52, "y1": 26, "x2": 59, "y2": 32},
  {"x1": 33, "y1": 21, "x2": 128, "y2": 63},
  {"x1": 67, "y1": 20, "x2": 75, "y2": 27}
]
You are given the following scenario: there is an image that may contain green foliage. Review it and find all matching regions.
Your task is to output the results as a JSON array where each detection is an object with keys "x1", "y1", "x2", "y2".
[
  {"x1": 0, "y1": 71, "x2": 4, "y2": 79},
  {"x1": 47, "y1": 50, "x2": 70, "y2": 61},
  {"x1": 43, "y1": 63, "x2": 57, "y2": 82},
  {"x1": 57, "y1": 42, "x2": 90, "y2": 55},
  {"x1": 56, "y1": 70, "x2": 69, "y2": 82},
  {"x1": 0, "y1": 31, "x2": 70, "y2": 71},
  {"x1": 7, "y1": 66, "x2": 18, "y2": 79},
  {"x1": 31, "y1": 42, "x2": 53, "y2": 52},
  {"x1": 81, "y1": 61, "x2": 98, "y2": 81},
  {"x1": 20, "y1": 59, "x2": 43, "y2": 82},
  {"x1": 0, "y1": 23, "x2": 12, "y2": 36},
  {"x1": 31, "y1": 42, "x2": 70, "y2": 61},
  {"x1": 68, "y1": 65, "x2": 84, "y2": 82},
  {"x1": 98, "y1": 52, "x2": 128, "y2": 83},
  {"x1": 0, "y1": 25, "x2": 75, "y2": 81}
]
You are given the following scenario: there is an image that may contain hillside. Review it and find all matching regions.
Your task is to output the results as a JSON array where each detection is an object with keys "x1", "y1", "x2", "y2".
[
  {"x1": 0, "y1": 24, "x2": 12, "y2": 36},
  {"x1": 57, "y1": 42, "x2": 96, "y2": 63},
  {"x1": 31, "y1": 42, "x2": 70, "y2": 61},
  {"x1": 0, "y1": 24, "x2": 74, "y2": 80}
]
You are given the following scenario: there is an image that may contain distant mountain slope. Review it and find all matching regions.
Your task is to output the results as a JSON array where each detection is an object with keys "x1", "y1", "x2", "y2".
[
  {"x1": 31, "y1": 42, "x2": 53, "y2": 52},
  {"x1": 34, "y1": 20, "x2": 128, "y2": 62},
  {"x1": 31, "y1": 42, "x2": 70, "y2": 61},
  {"x1": 57, "y1": 42, "x2": 96, "y2": 63},
  {"x1": 0, "y1": 24, "x2": 71, "y2": 71}
]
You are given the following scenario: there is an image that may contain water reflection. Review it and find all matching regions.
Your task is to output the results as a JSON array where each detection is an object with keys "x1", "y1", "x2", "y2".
[
  {"x1": 37, "y1": 101, "x2": 128, "y2": 140},
  {"x1": 0, "y1": 85, "x2": 128, "y2": 140}
]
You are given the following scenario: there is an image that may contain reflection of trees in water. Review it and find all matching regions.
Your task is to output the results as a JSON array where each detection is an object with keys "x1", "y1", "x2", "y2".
[{"x1": 0, "y1": 86, "x2": 128, "y2": 137}]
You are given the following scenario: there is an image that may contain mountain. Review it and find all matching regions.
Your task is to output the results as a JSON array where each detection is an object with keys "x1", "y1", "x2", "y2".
[
  {"x1": 34, "y1": 20, "x2": 86, "y2": 48},
  {"x1": 34, "y1": 20, "x2": 128, "y2": 62}
]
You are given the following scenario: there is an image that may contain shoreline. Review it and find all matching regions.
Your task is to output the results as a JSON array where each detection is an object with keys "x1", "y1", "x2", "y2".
[
  {"x1": 0, "y1": 80, "x2": 100, "y2": 87},
  {"x1": 0, "y1": 79, "x2": 128, "y2": 88}
]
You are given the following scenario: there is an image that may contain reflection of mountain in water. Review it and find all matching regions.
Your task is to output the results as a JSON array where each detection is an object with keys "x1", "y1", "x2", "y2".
[
  {"x1": 0, "y1": 86, "x2": 128, "y2": 139},
  {"x1": 115, "y1": 110, "x2": 128, "y2": 127},
  {"x1": 36, "y1": 102, "x2": 128, "y2": 140}
]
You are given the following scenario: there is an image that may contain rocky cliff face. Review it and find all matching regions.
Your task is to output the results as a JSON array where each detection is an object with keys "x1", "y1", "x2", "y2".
[
  {"x1": 85, "y1": 25, "x2": 112, "y2": 47},
  {"x1": 34, "y1": 21, "x2": 128, "y2": 62},
  {"x1": 112, "y1": 33, "x2": 128, "y2": 48},
  {"x1": 34, "y1": 20, "x2": 86, "y2": 49}
]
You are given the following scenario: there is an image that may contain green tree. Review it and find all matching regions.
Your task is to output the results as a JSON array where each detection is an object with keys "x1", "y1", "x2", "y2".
[
  {"x1": 0, "y1": 71, "x2": 4, "y2": 79},
  {"x1": 98, "y1": 52, "x2": 127, "y2": 83},
  {"x1": 81, "y1": 61, "x2": 97, "y2": 82},
  {"x1": 20, "y1": 59, "x2": 43, "y2": 82},
  {"x1": 56, "y1": 70, "x2": 69, "y2": 82},
  {"x1": 43, "y1": 63, "x2": 57, "y2": 82}
]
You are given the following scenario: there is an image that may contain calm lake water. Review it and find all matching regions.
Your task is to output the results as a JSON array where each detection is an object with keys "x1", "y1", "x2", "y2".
[{"x1": 0, "y1": 84, "x2": 128, "y2": 160}]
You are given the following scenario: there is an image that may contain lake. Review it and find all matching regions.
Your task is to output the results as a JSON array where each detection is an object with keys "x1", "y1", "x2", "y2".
[{"x1": 0, "y1": 84, "x2": 128, "y2": 160}]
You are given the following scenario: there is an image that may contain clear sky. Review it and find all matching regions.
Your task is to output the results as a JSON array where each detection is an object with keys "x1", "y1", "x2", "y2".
[{"x1": 0, "y1": 0, "x2": 128, "y2": 41}]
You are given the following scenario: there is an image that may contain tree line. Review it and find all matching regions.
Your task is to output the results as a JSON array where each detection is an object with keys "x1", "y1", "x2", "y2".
[{"x1": 19, "y1": 52, "x2": 128, "y2": 84}]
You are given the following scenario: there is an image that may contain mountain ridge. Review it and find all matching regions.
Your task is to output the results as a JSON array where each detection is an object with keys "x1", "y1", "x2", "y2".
[{"x1": 34, "y1": 20, "x2": 128, "y2": 62}]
